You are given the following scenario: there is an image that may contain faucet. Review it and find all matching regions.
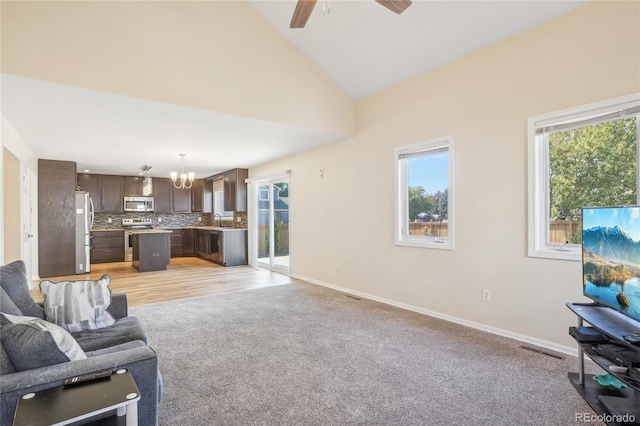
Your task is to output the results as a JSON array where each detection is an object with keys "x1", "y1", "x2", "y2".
[{"x1": 213, "y1": 214, "x2": 222, "y2": 227}]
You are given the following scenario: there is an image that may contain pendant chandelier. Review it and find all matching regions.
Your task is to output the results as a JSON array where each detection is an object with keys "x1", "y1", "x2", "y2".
[{"x1": 170, "y1": 153, "x2": 195, "y2": 189}]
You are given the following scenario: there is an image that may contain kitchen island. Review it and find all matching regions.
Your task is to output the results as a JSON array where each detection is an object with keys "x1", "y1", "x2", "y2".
[
  {"x1": 161, "y1": 226, "x2": 247, "y2": 266},
  {"x1": 131, "y1": 229, "x2": 172, "y2": 272}
]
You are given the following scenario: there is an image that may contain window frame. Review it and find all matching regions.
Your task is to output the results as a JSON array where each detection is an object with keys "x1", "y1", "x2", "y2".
[
  {"x1": 527, "y1": 93, "x2": 640, "y2": 261},
  {"x1": 394, "y1": 135, "x2": 454, "y2": 250}
]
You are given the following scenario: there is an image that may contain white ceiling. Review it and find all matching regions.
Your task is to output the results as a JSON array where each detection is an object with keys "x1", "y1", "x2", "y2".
[
  {"x1": 1, "y1": 0, "x2": 587, "y2": 178},
  {"x1": 248, "y1": 0, "x2": 587, "y2": 100}
]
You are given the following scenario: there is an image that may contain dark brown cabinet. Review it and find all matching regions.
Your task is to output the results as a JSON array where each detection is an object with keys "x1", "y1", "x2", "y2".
[
  {"x1": 195, "y1": 230, "x2": 211, "y2": 259},
  {"x1": 153, "y1": 178, "x2": 173, "y2": 213},
  {"x1": 77, "y1": 173, "x2": 100, "y2": 211},
  {"x1": 91, "y1": 230, "x2": 124, "y2": 264},
  {"x1": 39, "y1": 159, "x2": 77, "y2": 278},
  {"x1": 101, "y1": 175, "x2": 124, "y2": 213},
  {"x1": 153, "y1": 177, "x2": 192, "y2": 213},
  {"x1": 170, "y1": 229, "x2": 183, "y2": 257},
  {"x1": 124, "y1": 176, "x2": 145, "y2": 196},
  {"x1": 173, "y1": 187, "x2": 191, "y2": 213},
  {"x1": 223, "y1": 168, "x2": 248, "y2": 212},
  {"x1": 132, "y1": 233, "x2": 170, "y2": 272},
  {"x1": 191, "y1": 179, "x2": 213, "y2": 213},
  {"x1": 183, "y1": 229, "x2": 195, "y2": 256},
  {"x1": 77, "y1": 173, "x2": 123, "y2": 213}
]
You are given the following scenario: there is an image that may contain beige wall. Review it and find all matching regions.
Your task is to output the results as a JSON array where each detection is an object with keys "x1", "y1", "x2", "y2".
[
  {"x1": 250, "y1": 1, "x2": 640, "y2": 352},
  {"x1": 1, "y1": 0, "x2": 355, "y2": 137},
  {"x1": 1, "y1": 114, "x2": 39, "y2": 277},
  {"x1": 2, "y1": 152, "x2": 21, "y2": 263}
]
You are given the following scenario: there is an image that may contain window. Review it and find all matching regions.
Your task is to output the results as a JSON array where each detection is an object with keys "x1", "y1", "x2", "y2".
[
  {"x1": 395, "y1": 136, "x2": 454, "y2": 250},
  {"x1": 259, "y1": 188, "x2": 269, "y2": 201},
  {"x1": 528, "y1": 94, "x2": 640, "y2": 260},
  {"x1": 213, "y1": 178, "x2": 234, "y2": 219}
]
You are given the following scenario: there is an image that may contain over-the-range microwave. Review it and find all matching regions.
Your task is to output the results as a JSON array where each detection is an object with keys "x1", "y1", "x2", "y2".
[{"x1": 124, "y1": 196, "x2": 154, "y2": 212}]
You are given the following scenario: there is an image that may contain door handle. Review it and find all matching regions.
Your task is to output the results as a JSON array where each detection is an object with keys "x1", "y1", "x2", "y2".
[{"x1": 27, "y1": 234, "x2": 34, "y2": 238}]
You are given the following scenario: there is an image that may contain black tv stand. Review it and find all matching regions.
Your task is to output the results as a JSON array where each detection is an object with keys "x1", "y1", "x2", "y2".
[{"x1": 566, "y1": 303, "x2": 640, "y2": 425}]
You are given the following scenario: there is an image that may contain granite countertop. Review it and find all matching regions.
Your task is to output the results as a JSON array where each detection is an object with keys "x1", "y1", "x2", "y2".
[
  {"x1": 92, "y1": 226, "x2": 247, "y2": 232},
  {"x1": 158, "y1": 226, "x2": 247, "y2": 232},
  {"x1": 126, "y1": 229, "x2": 172, "y2": 234}
]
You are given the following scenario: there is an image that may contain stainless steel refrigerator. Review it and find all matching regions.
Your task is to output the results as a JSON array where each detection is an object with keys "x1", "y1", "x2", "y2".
[{"x1": 76, "y1": 191, "x2": 94, "y2": 274}]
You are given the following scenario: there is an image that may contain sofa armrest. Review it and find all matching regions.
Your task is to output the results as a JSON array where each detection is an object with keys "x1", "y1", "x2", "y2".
[
  {"x1": 0, "y1": 343, "x2": 160, "y2": 426},
  {"x1": 107, "y1": 292, "x2": 128, "y2": 319}
]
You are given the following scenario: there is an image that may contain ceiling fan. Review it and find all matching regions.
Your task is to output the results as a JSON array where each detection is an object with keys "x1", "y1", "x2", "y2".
[{"x1": 290, "y1": 0, "x2": 413, "y2": 28}]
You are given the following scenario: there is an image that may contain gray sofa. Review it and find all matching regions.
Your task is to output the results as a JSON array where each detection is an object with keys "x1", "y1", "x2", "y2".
[{"x1": 0, "y1": 260, "x2": 162, "y2": 425}]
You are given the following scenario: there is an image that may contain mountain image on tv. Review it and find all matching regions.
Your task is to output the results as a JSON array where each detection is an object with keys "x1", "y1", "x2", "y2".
[{"x1": 582, "y1": 206, "x2": 640, "y2": 322}]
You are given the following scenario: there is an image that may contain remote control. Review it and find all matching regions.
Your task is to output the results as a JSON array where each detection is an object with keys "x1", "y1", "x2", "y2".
[
  {"x1": 63, "y1": 370, "x2": 112, "y2": 388},
  {"x1": 623, "y1": 332, "x2": 640, "y2": 345}
]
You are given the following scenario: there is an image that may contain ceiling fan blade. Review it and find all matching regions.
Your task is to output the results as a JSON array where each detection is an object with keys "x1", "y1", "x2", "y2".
[
  {"x1": 290, "y1": 0, "x2": 318, "y2": 28},
  {"x1": 375, "y1": 0, "x2": 412, "y2": 14}
]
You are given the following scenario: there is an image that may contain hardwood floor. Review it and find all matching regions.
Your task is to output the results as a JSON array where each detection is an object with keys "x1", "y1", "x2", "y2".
[{"x1": 30, "y1": 258, "x2": 297, "y2": 307}]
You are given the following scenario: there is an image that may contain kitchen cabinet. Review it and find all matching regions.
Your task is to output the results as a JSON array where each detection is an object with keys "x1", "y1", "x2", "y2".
[
  {"x1": 195, "y1": 230, "x2": 210, "y2": 259},
  {"x1": 191, "y1": 179, "x2": 213, "y2": 213},
  {"x1": 132, "y1": 232, "x2": 171, "y2": 272},
  {"x1": 77, "y1": 174, "x2": 100, "y2": 210},
  {"x1": 77, "y1": 173, "x2": 123, "y2": 213},
  {"x1": 124, "y1": 176, "x2": 145, "y2": 196},
  {"x1": 170, "y1": 229, "x2": 183, "y2": 257},
  {"x1": 39, "y1": 159, "x2": 77, "y2": 278},
  {"x1": 173, "y1": 187, "x2": 191, "y2": 213},
  {"x1": 183, "y1": 229, "x2": 195, "y2": 256},
  {"x1": 192, "y1": 229, "x2": 247, "y2": 266},
  {"x1": 153, "y1": 178, "x2": 173, "y2": 213},
  {"x1": 91, "y1": 230, "x2": 125, "y2": 264},
  {"x1": 101, "y1": 175, "x2": 124, "y2": 213},
  {"x1": 153, "y1": 177, "x2": 192, "y2": 213},
  {"x1": 217, "y1": 230, "x2": 247, "y2": 266},
  {"x1": 195, "y1": 230, "x2": 211, "y2": 259},
  {"x1": 223, "y1": 168, "x2": 248, "y2": 212}
]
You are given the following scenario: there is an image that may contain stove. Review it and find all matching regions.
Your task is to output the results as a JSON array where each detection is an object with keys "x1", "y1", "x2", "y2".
[
  {"x1": 123, "y1": 219, "x2": 154, "y2": 261},
  {"x1": 122, "y1": 218, "x2": 154, "y2": 230}
]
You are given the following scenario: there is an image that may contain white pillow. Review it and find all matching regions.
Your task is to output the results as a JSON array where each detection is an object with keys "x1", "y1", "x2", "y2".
[{"x1": 39, "y1": 274, "x2": 116, "y2": 333}]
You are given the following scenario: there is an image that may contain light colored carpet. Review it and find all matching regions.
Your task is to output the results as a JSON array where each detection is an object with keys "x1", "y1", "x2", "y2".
[{"x1": 131, "y1": 282, "x2": 604, "y2": 426}]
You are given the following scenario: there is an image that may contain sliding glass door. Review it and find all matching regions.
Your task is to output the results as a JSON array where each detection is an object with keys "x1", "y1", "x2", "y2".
[{"x1": 253, "y1": 176, "x2": 289, "y2": 272}]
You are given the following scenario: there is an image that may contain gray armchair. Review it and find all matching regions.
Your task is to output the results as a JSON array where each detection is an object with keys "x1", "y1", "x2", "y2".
[{"x1": 0, "y1": 260, "x2": 162, "y2": 426}]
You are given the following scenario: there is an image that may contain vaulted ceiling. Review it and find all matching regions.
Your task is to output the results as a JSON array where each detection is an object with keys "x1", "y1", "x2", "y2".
[{"x1": 1, "y1": 0, "x2": 587, "y2": 178}]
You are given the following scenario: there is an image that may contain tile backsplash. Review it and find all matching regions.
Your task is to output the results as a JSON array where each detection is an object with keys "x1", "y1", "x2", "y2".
[{"x1": 93, "y1": 211, "x2": 247, "y2": 229}]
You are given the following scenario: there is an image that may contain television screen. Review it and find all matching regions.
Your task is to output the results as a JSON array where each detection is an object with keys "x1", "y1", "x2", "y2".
[{"x1": 582, "y1": 206, "x2": 640, "y2": 322}]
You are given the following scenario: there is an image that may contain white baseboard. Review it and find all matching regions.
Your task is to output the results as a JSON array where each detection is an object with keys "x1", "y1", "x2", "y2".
[{"x1": 291, "y1": 273, "x2": 578, "y2": 358}]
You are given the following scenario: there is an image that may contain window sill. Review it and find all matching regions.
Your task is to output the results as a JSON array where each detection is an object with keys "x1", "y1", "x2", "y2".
[
  {"x1": 528, "y1": 246, "x2": 581, "y2": 261},
  {"x1": 395, "y1": 238, "x2": 453, "y2": 251}
]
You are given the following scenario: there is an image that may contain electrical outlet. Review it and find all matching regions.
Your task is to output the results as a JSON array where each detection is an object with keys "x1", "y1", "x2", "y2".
[
  {"x1": 483, "y1": 289, "x2": 491, "y2": 302},
  {"x1": 158, "y1": 218, "x2": 162, "y2": 223},
  {"x1": 198, "y1": 217, "x2": 202, "y2": 222},
  {"x1": 336, "y1": 264, "x2": 341, "y2": 272},
  {"x1": 107, "y1": 218, "x2": 112, "y2": 223}
]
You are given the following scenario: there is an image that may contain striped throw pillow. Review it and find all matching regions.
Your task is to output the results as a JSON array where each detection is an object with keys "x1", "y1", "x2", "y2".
[{"x1": 39, "y1": 274, "x2": 116, "y2": 333}]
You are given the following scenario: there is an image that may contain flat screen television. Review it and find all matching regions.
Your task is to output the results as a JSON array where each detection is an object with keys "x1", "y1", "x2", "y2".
[{"x1": 582, "y1": 205, "x2": 640, "y2": 322}]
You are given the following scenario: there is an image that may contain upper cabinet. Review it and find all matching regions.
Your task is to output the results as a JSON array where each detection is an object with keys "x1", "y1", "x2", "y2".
[
  {"x1": 173, "y1": 186, "x2": 191, "y2": 213},
  {"x1": 191, "y1": 179, "x2": 213, "y2": 213},
  {"x1": 77, "y1": 173, "x2": 123, "y2": 213},
  {"x1": 153, "y1": 177, "x2": 192, "y2": 213},
  {"x1": 214, "y1": 168, "x2": 248, "y2": 212},
  {"x1": 101, "y1": 175, "x2": 124, "y2": 213},
  {"x1": 224, "y1": 168, "x2": 248, "y2": 212},
  {"x1": 153, "y1": 177, "x2": 173, "y2": 213},
  {"x1": 124, "y1": 176, "x2": 144, "y2": 196}
]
